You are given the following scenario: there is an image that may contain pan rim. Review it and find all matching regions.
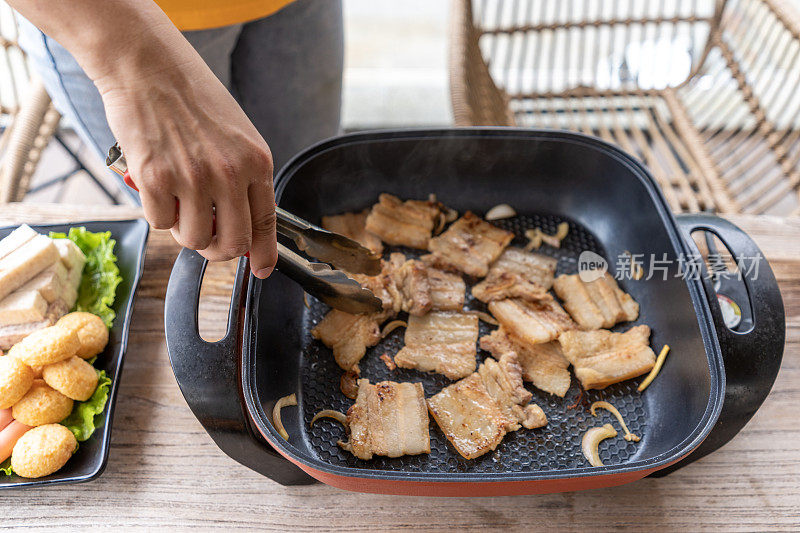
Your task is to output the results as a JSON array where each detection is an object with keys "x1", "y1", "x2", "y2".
[{"x1": 246, "y1": 127, "x2": 725, "y2": 483}]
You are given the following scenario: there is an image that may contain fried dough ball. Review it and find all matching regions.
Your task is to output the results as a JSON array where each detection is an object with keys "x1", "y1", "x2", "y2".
[
  {"x1": 42, "y1": 356, "x2": 98, "y2": 401},
  {"x1": 11, "y1": 380, "x2": 73, "y2": 427},
  {"x1": 11, "y1": 424, "x2": 77, "y2": 478},
  {"x1": 56, "y1": 312, "x2": 109, "y2": 359},
  {"x1": 5, "y1": 348, "x2": 43, "y2": 379},
  {"x1": 0, "y1": 356, "x2": 34, "y2": 409},
  {"x1": 9, "y1": 326, "x2": 80, "y2": 367}
]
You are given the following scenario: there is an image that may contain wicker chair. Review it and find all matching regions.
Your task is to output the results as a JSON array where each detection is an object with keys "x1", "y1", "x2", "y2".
[
  {"x1": 450, "y1": 0, "x2": 800, "y2": 215},
  {"x1": 0, "y1": 2, "x2": 60, "y2": 203}
]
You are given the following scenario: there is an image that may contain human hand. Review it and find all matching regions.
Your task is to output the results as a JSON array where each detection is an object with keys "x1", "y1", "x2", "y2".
[
  {"x1": 94, "y1": 33, "x2": 277, "y2": 278},
  {"x1": 7, "y1": 0, "x2": 277, "y2": 277}
]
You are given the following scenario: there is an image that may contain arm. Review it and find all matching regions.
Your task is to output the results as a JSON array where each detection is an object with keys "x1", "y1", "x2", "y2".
[{"x1": 9, "y1": 0, "x2": 277, "y2": 278}]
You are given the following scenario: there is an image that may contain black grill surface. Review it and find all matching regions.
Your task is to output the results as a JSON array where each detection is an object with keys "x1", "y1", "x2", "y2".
[{"x1": 298, "y1": 213, "x2": 647, "y2": 474}]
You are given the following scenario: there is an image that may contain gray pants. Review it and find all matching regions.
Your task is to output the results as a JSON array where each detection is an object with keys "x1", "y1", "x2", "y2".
[{"x1": 18, "y1": 0, "x2": 343, "y2": 194}]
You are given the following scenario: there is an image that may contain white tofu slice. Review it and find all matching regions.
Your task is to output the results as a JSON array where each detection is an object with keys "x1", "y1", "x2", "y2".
[
  {"x1": 66, "y1": 265, "x2": 83, "y2": 289},
  {"x1": 62, "y1": 284, "x2": 78, "y2": 309},
  {"x1": 0, "y1": 235, "x2": 59, "y2": 301},
  {"x1": 0, "y1": 320, "x2": 48, "y2": 351},
  {"x1": 0, "y1": 225, "x2": 38, "y2": 261},
  {"x1": 54, "y1": 239, "x2": 86, "y2": 272},
  {"x1": 0, "y1": 290, "x2": 48, "y2": 326},
  {"x1": 0, "y1": 299, "x2": 69, "y2": 350},
  {"x1": 16, "y1": 263, "x2": 68, "y2": 303}
]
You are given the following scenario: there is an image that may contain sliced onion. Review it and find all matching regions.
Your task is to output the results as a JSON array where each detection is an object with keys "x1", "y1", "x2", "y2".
[
  {"x1": 525, "y1": 224, "x2": 567, "y2": 250},
  {"x1": 554, "y1": 221, "x2": 569, "y2": 240},
  {"x1": 624, "y1": 250, "x2": 645, "y2": 280},
  {"x1": 590, "y1": 400, "x2": 641, "y2": 442},
  {"x1": 340, "y1": 368, "x2": 360, "y2": 399},
  {"x1": 465, "y1": 310, "x2": 499, "y2": 326},
  {"x1": 485, "y1": 203, "x2": 517, "y2": 221},
  {"x1": 444, "y1": 208, "x2": 458, "y2": 222},
  {"x1": 582, "y1": 424, "x2": 617, "y2": 467},
  {"x1": 524, "y1": 229, "x2": 543, "y2": 251},
  {"x1": 380, "y1": 353, "x2": 397, "y2": 370},
  {"x1": 272, "y1": 393, "x2": 297, "y2": 440},
  {"x1": 434, "y1": 212, "x2": 447, "y2": 235},
  {"x1": 633, "y1": 261, "x2": 644, "y2": 280},
  {"x1": 311, "y1": 409, "x2": 348, "y2": 428},
  {"x1": 380, "y1": 320, "x2": 408, "y2": 338},
  {"x1": 637, "y1": 345, "x2": 670, "y2": 392},
  {"x1": 539, "y1": 232, "x2": 561, "y2": 248}
]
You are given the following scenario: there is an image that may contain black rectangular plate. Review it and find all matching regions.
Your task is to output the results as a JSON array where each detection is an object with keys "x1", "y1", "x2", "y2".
[{"x1": 0, "y1": 218, "x2": 149, "y2": 489}]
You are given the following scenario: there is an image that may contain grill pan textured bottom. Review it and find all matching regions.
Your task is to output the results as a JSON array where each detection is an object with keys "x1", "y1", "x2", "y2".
[{"x1": 299, "y1": 212, "x2": 647, "y2": 473}]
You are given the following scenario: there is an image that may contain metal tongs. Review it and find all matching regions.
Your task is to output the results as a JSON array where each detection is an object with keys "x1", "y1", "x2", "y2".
[{"x1": 106, "y1": 143, "x2": 383, "y2": 314}]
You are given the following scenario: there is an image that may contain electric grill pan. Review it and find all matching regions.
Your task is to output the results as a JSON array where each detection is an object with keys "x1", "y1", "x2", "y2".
[{"x1": 165, "y1": 129, "x2": 784, "y2": 496}]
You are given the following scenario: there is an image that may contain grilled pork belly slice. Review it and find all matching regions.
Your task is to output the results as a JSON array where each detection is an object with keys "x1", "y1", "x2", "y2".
[
  {"x1": 472, "y1": 272, "x2": 549, "y2": 303},
  {"x1": 349, "y1": 253, "x2": 464, "y2": 317},
  {"x1": 388, "y1": 254, "x2": 432, "y2": 316},
  {"x1": 425, "y1": 212, "x2": 513, "y2": 277},
  {"x1": 427, "y1": 373, "x2": 509, "y2": 460},
  {"x1": 553, "y1": 270, "x2": 639, "y2": 330},
  {"x1": 392, "y1": 256, "x2": 466, "y2": 314},
  {"x1": 427, "y1": 268, "x2": 465, "y2": 311},
  {"x1": 490, "y1": 248, "x2": 557, "y2": 289},
  {"x1": 341, "y1": 379, "x2": 430, "y2": 460},
  {"x1": 480, "y1": 327, "x2": 571, "y2": 397},
  {"x1": 349, "y1": 253, "x2": 432, "y2": 316},
  {"x1": 365, "y1": 193, "x2": 443, "y2": 249},
  {"x1": 472, "y1": 248, "x2": 556, "y2": 303},
  {"x1": 478, "y1": 353, "x2": 547, "y2": 430},
  {"x1": 321, "y1": 209, "x2": 384, "y2": 255},
  {"x1": 349, "y1": 260, "x2": 403, "y2": 315},
  {"x1": 558, "y1": 325, "x2": 656, "y2": 390},
  {"x1": 390, "y1": 254, "x2": 465, "y2": 314},
  {"x1": 488, "y1": 296, "x2": 576, "y2": 345},
  {"x1": 427, "y1": 352, "x2": 547, "y2": 460},
  {"x1": 311, "y1": 310, "x2": 384, "y2": 370},
  {"x1": 394, "y1": 312, "x2": 479, "y2": 379}
]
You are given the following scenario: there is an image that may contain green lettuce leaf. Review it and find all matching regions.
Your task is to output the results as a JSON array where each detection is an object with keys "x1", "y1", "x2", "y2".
[
  {"x1": 61, "y1": 370, "x2": 112, "y2": 442},
  {"x1": 0, "y1": 459, "x2": 12, "y2": 476},
  {"x1": 49, "y1": 227, "x2": 122, "y2": 327}
]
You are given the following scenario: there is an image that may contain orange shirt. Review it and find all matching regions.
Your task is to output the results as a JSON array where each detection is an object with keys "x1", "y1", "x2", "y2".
[{"x1": 157, "y1": 0, "x2": 295, "y2": 31}]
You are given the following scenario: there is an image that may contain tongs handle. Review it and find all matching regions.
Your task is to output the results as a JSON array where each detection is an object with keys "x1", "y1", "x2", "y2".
[
  {"x1": 106, "y1": 142, "x2": 382, "y2": 313},
  {"x1": 106, "y1": 142, "x2": 380, "y2": 276}
]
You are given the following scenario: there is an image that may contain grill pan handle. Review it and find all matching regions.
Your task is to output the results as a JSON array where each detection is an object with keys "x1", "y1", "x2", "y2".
[
  {"x1": 164, "y1": 249, "x2": 314, "y2": 485},
  {"x1": 652, "y1": 214, "x2": 785, "y2": 476}
]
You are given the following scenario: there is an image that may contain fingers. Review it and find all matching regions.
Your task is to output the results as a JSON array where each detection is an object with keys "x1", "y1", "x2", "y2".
[
  {"x1": 247, "y1": 179, "x2": 278, "y2": 278},
  {"x1": 139, "y1": 188, "x2": 178, "y2": 230},
  {"x1": 170, "y1": 192, "x2": 214, "y2": 250},
  {"x1": 201, "y1": 188, "x2": 253, "y2": 262},
  {"x1": 130, "y1": 138, "x2": 273, "y2": 267}
]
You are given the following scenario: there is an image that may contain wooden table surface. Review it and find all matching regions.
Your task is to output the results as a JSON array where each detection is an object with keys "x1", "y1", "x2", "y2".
[{"x1": 1, "y1": 204, "x2": 798, "y2": 531}]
